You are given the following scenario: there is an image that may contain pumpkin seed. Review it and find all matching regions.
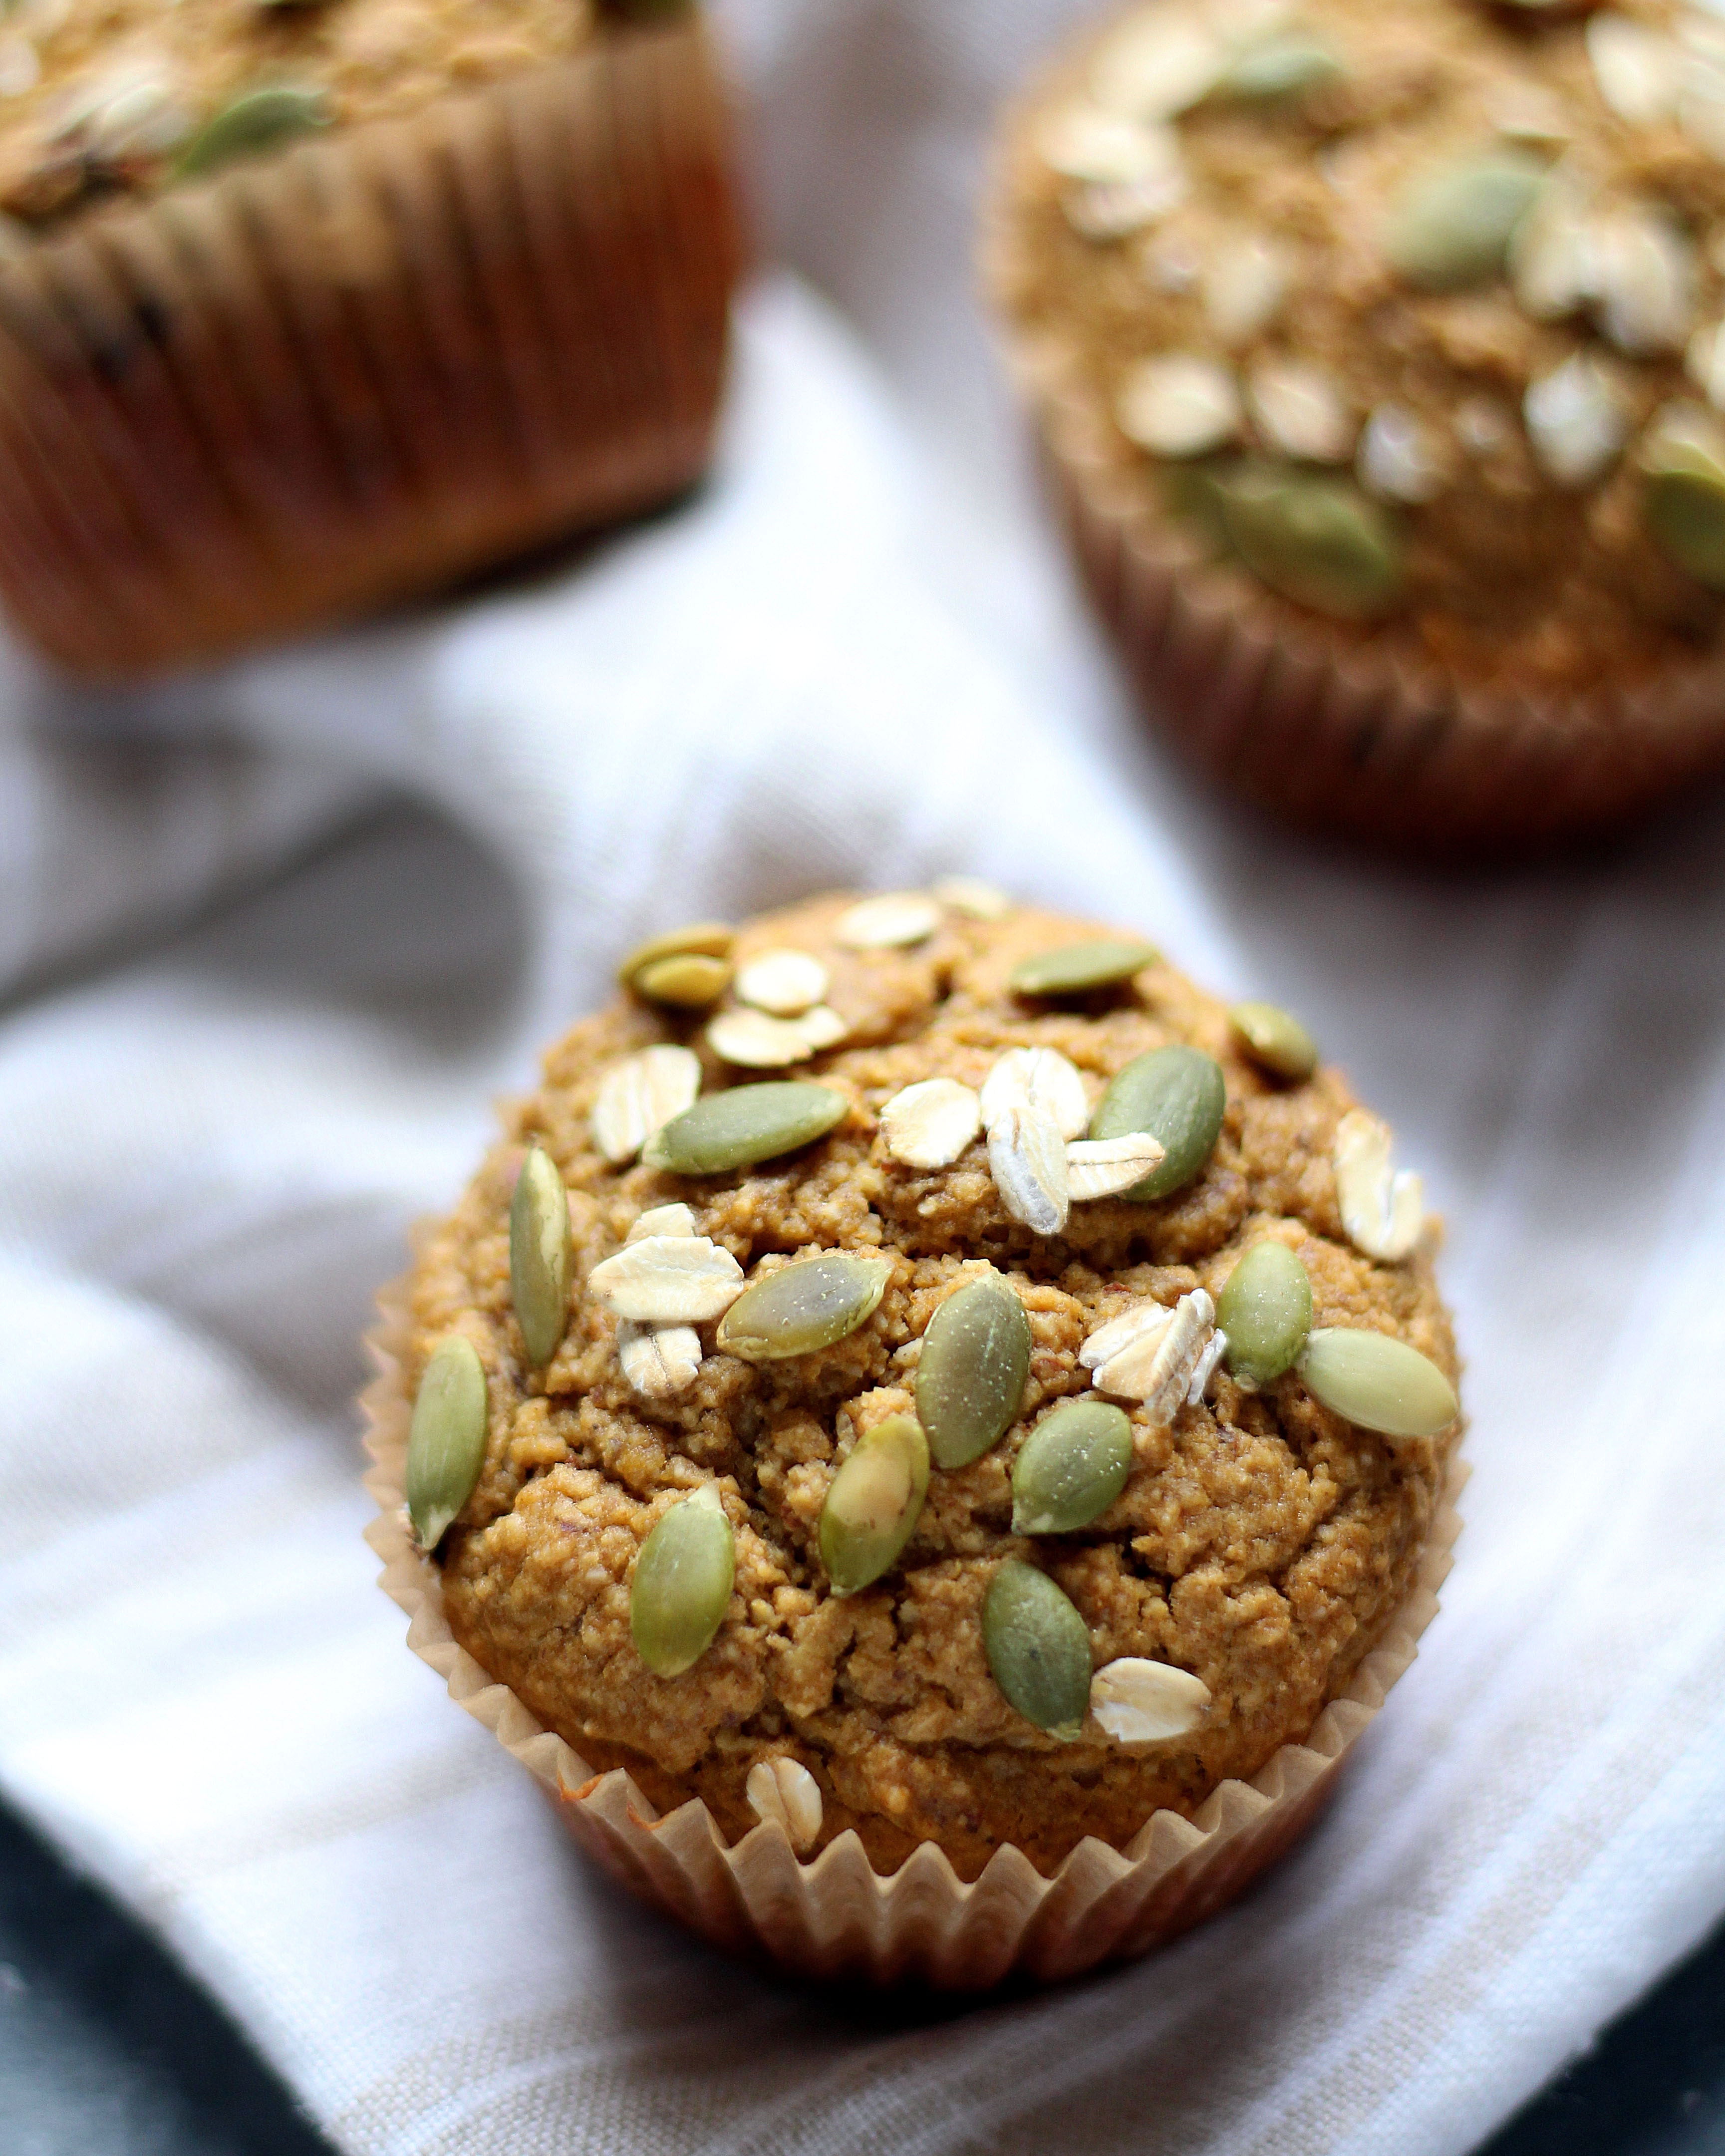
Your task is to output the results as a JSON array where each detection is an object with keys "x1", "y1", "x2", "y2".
[
  {"x1": 175, "y1": 83, "x2": 330, "y2": 180},
  {"x1": 1011, "y1": 1398, "x2": 1133, "y2": 1535},
  {"x1": 1228, "y1": 1000, "x2": 1318, "y2": 1081},
  {"x1": 982, "y1": 1561, "x2": 1092, "y2": 1741},
  {"x1": 618, "y1": 920, "x2": 733, "y2": 989},
  {"x1": 1216, "y1": 1241, "x2": 1312, "y2": 1386},
  {"x1": 405, "y1": 1335, "x2": 487, "y2": 1553},
  {"x1": 1384, "y1": 152, "x2": 1545, "y2": 291},
  {"x1": 635, "y1": 952, "x2": 732, "y2": 1007},
  {"x1": 818, "y1": 1414, "x2": 929, "y2": 1596},
  {"x1": 629, "y1": 1485, "x2": 735, "y2": 1676},
  {"x1": 914, "y1": 1275, "x2": 1033, "y2": 1469},
  {"x1": 716, "y1": 1250, "x2": 890, "y2": 1361},
  {"x1": 1089, "y1": 1044, "x2": 1226, "y2": 1199},
  {"x1": 1214, "y1": 461, "x2": 1403, "y2": 620},
  {"x1": 1010, "y1": 939, "x2": 1158, "y2": 998},
  {"x1": 1641, "y1": 401, "x2": 1725, "y2": 587},
  {"x1": 642, "y1": 1081, "x2": 847, "y2": 1174},
  {"x1": 1298, "y1": 1328, "x2": 1458, "y2": 1439},
  {"x1": 1216, "y1": 35, "x2": 1346, "y2": 102},
  {"x1": 509, "y1": 1144, "x2": 570, "y2": 1367}
]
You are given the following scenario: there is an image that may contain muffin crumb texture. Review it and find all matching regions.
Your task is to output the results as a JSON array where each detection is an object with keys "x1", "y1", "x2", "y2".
[
  {"x1": 992, "y1": 0, "x2": 1725, "y2": 693},
  {"x1": 0, "y1": 0, "x2": 637, "y2": 230},
  {"x1": 406, "y1": 892, "x2": 1460, "y2": 1881}
]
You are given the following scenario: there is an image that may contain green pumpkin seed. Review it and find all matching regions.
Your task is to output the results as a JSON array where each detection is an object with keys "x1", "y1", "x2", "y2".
[
  {"x1": 982, "y1": 1560, "x2": 1092, "y2": 1741},
  {"x1": 1228, "y1": 1000, "x2": 1319, "y2": 1081},
  {"x1": 1298, "y1": 1327, "x2": 1457, "y2": 1438},
  {"x1": 642, "y1": 1081, "x2": 847, "y2": 1174},
  {"x1": 1011, "y1": 1399, "x2": 1133, "y2": 1535},
  {"x1": 1640, "y1": 403, "x2": 1725, "y2": 590},
  {"x1": 405, "y1": 1336, "x2": 487, "y2": 1552},
  {"x1": 633, "y1": 952, "x2": 732, "y2": 1006},
  {"x1": 1215, "y1": 461, "x2": 1403, "y2": 620},
  {"x1": 716, "y1": 1250, "x2": 890, "y2": 1361},
  {"x1": 1384, "y1": 152, "x2": 1544, "y2": 291},
  {"x1": 618, "y1": 920, "x2": 733, "y2": 989},
  {"x1": 1216, "y1": 35, "x2": 1346, "y2": 101},
  {"x1": 819, "y1": 1414, "x2": 929, "y2": 1596},
  {"x1": 1009, "y1": 939, "x2": 1159, "y2": 998},
  {"x1": 1216, "y1": 1242, "x2": 1313, "y2": 1386},
  {"x1": 630, "y1": 1485, "x2": 735, "y2": 1676},
  {"x1": 510, "y1": 1144, "x2": 571, "y2": 1368},
  {"x1": 915, "y1": 1275, "x2": 1033, "y2": 1469},
  {"x1": 175, "y1": 84, "x2": 330, "y2": 180},
  {"x1": 1089, "y1": 1044, "x2": 1226, "y2": 1200}
]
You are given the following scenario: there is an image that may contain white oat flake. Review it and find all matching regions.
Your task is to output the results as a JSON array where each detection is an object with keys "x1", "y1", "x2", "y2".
[
  {"x1": 590, "y1": 1045, "x2": 701, "y2": 1166},
  {"x1": 588, "y1": 1235, "x2": 745, "y2": 1325},
  {"x1": 980, "y1": 1047, "x2": 1091, "y2": 1142},
  {"x1": 880, "y1": 1078, "x2": 983, "y2": 1170},
  {"x1": 987, "y1": 1103, "x2": 1071, "y2": 1236},
  {"x1": 1086, "y1": 1289, "x2": 1217, "y2": 1422},
  {"x1": 1065, "y1": 1131, "x2": 1166, "y2": 1201},
  {"x1": 1333, "y1": 1109, "x2": 1424, "y2": 1262},
  {"x1": 1090, "y1": 1658, "x2": 1212, "y2": 1745}
]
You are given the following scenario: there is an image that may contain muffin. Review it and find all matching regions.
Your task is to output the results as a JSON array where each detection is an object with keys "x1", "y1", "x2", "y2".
[
  {"x1": 365, "y1": 887, "x2": 1463, "y2": 1983},
  {"x1": 0, "y1": 0, "x2": 741, "y2": 676},
  {"x1": 984, "y1": 0, "x2": 1725, "y2": 852}
]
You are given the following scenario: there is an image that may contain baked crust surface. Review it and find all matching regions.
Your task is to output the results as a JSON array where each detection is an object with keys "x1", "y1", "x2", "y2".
[{"x1": 410, "y1": 895, "x2": 1458, "y2": 1880}]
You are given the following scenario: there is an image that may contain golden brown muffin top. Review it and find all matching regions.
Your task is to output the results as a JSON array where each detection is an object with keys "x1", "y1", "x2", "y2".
[
  {"x1": 989, "y1": 0, "x2": 1725, "y2": 694},
  {"x1": 403, "y1": 890, "x2": 1461, "y2": 1881},
  {"x1": 0, "y1": 0, "x2": 673, "y2": 232}
]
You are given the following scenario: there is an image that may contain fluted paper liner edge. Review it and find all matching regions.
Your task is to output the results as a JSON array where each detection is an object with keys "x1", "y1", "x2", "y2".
[
  {"x1": 0, "y1": 15, "x2": 742, "y2": 678},
  {"x1": 978, "y1": 116, "x2": 1725, "y2": 854},
  {"x1": 361, "y1": 1248, "x2": 1463, "y2": 1987}
]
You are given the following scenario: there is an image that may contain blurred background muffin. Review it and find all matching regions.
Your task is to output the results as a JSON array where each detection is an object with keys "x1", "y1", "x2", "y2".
[
  {"x1": 985, "y1": 0, "x2": 1725, "y2": 852},
  {"x1": 0, "y1": 0, "x2": 743, "y2": 675}
]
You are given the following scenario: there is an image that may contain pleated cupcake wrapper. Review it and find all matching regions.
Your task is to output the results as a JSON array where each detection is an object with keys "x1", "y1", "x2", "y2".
[
  {"x1": 0, "y1": 15, "x2": 743, "y2": 678},
  {"x1": 362, "y1": 1252, "x2": 1464, "y2": 1988},
  {"x1": 980, "y1": 197, "x2": 1725, "y2": 855}
]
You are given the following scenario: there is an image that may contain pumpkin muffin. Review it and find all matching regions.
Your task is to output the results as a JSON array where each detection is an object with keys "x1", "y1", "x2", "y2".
[
  {"x1": 387, "y1": 887, "x2": 1461, "y2": 1899},
  {"x1": 985, "y1": 0, "x2": 1725, "y2": 851},
  {"x1": 0, "y1": 0, "x2": 741, "y2": 675}
]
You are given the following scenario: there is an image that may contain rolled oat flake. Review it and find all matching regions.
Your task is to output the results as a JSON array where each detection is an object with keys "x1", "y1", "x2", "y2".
[
  {"x1": 982, "y1": 1561, "x2": 1093, "y2": 1741},
  {"x1": 1089, "y1": 1043, "x2": 1226, "y2": 1199},
  {"x1": 406, "y1": 1335, "x2": 487, "y2": 1553},
  {"x1": 716, "y1": 1250, "x2": 890, "y2": 1360},
  {"x1": 643, "y1": 1081, "x2": 847, "y2": 1174},
  {"x1": 914, "y1": 1274, "x2": 1033, "y2": 1469},
  {"x1": 819, "y1": 1414, "x2": 930, "y2": 1597},
  {"x1": 509, "y1": 1142, "x2": 571, "y2": 1367},
  {"x1": 630, "y1": 1485, "x2": 736, "y2": 1677},
  {"x1": 1011, "y1": 1398, "x2": 1133, "y2": 1535}
]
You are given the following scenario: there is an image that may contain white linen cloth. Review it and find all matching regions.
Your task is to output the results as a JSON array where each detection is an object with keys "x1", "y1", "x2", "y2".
[{"x1": 4, "y1": 2, "x2": 1725, "y2": 2149}]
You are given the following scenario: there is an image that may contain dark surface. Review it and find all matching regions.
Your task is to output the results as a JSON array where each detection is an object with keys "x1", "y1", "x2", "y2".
[{"x1": 0, "y1": 1793, "x2": 1723, "y2": 2156}]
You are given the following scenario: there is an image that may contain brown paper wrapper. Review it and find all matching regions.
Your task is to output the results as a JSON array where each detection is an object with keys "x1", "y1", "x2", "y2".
[
  {"x1": 981, "y1": 209, "x2": 1725, "y2": 856},
  {"x1": 361, "y1": 1255, "x2": 1464, "y2": 1989},
  {"x1": 0, "y1": 16, "x2": 744, "y2": 679}
]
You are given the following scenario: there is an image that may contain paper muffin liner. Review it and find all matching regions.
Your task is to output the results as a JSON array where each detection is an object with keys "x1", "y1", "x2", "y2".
[
  {"x1": 361, "y1": 1250, "x2": 1464, "y2": 1989},
  {"x1": 980, "y1": 213, "x2": 1725, "y2": 856},
  {"x1": 0, "y1": 15, "x2": 743, "y2": 678}
]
